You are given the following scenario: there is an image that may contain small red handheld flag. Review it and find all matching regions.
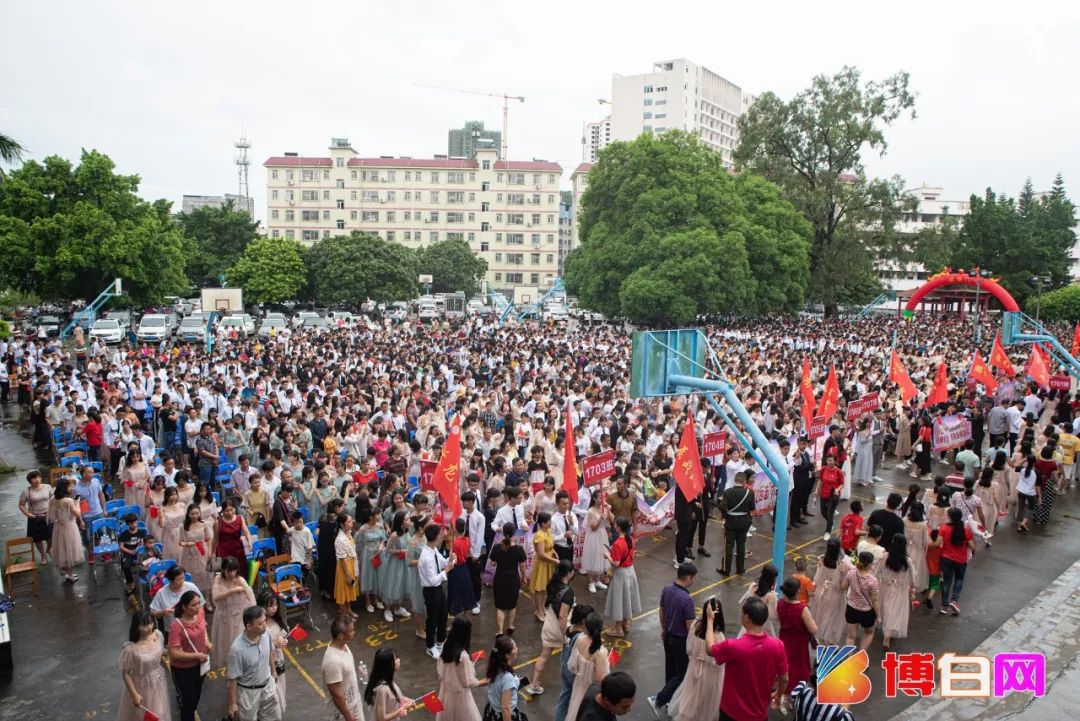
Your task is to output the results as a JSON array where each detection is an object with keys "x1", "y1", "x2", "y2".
[
  {"x1": 470, "y1": 650, "x2": 486, "y2": 662},
  {"x1": 371, "y1": 553, "x2": 382, "y2": 569},
  {"x1": 123, "y1": 479, "x2": 135, "y2": 488},
  {"x1": 608, "y1": 648, "x2": 621, "y2": 667},
  {"x1": 922, "y1": 362, "x2": 949, "y2": 408},
  {"x1": 816, "y1": 365, "x2": 840, "y2": 420},
  {"x1": 142, "y1": 709, "x2": 160, "y2": 721},
  {"x1": 420, "y1": 691, "x2": 445, "y2": 712},
  {"x1": 288, "y1": 625, "x2": 308, "y2": 642},
  {"x1": 148, "y1": 505, "x2": 159, "y2": 519}
]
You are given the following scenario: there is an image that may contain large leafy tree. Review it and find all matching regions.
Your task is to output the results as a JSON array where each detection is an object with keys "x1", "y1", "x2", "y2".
[
  {"x1": 950, "y1": 177, "x2": 1076, "y2": 306},
  {"x1": 0, "y1": 149, "x2": 188, "y2": 303},
  {"x1": 417, "y1": 240, "x2": 488, "y2": 296},
  {"x1": 226, "y1": 236, "x2": 307, "y2": 303},
  {"x1": 564, "y1": 131, "x2": 810, "y2": 325},
  {"x1": 304, "y1": 232, "x2": 419, "y2": 303},
  {"x1": 178, "y1": 202, "x2": 259, "y2": 287},
  {"x1": 735, "y1": 67, "x2": 916, "y2": 314},
  {"x1": 0, "y1": 132, "x2": 25, "y2": 179}
]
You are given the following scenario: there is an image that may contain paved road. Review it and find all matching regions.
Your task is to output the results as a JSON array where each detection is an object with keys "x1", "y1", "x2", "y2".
[{"x1": 0, "y1": 405, "x2": 1077, "y2": 721}]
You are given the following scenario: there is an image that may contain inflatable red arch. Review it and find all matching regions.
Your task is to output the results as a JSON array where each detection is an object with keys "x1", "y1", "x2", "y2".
[{"x1": 904, "y1": 269, "x2": 1019, "y2": 313}]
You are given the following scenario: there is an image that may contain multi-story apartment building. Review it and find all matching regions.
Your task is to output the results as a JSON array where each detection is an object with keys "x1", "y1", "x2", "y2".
[
  {"x1": 448, "y1": 121, "x2": 501, "y2": 159},
  {"x1": 583, "y1": 116, "x2": 611, "y2": 163},
  {"x1": 569, "y1": 163, "x2": 593, "y2": 258},
  {"x1": 181, "y1": 193, "x2": 254, "y2": 216},
  {"x1": 610, "y1": 58, "x2": 754, "y2": 167},
  {"x1": 877, "y1": 184, "x2": 973, "y2": 292},
  {"x1": 263, "y1": 138, "x2": 562, "y2": 296},
  {"x1": 558, "y1": 194, "x2": 573, "y2": 274}
]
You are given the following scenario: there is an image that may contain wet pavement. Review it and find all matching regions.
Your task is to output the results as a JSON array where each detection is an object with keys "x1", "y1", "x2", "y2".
[{"x1": 0, "y1": 401, "x2": 1078, "y2": 721}]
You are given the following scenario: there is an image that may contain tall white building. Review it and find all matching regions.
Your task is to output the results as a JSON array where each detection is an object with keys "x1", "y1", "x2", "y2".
[
  {"x1": 181, "y1": 193, "x2": 254, "y2": 216},
  {"x1": 877, "y1": 184, "x2": 972, "y2": 293},
  {"x1": 263, "y1": 138, "x2": 562, "y2": 297},
  {"x1": 583, "y1": 117, "x2": 611, "y2": 163},
  {"x1": 609, "y1": 58, "x2": 753, "y2": 167}
]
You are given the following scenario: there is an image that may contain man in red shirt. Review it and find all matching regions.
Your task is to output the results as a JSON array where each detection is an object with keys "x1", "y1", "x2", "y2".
[
  {"x1": 816, "y1": 455, "x2": 845, "y2": 541},
  {"x1": 709, "y1": 596, "x2": 788, "y2": 721}
]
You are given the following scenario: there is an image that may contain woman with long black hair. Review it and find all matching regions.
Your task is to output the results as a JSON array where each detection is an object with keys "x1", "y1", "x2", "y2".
[
  {"x1": 364, "y1": 648, "x2": 412, "y2": 721},
  {"x1": 939, "y1": 507, "x2": 975, "y2": 616},
  {"x1": 667, "y1": 599, "x2": 726, "y2": 721},
  {"x1": 603, "y1": 516, "x2": 641, "y2": 638},
  {"x1": 738, "y1": 563, "x2": 779, "y2": 637},
  {"x1": 877, "y1": 535, "x2": 915, "y2": 649},
  {"x1": 167, "y1": 590, "x2": 212, "y2": 721},
  {"x1": 436, "y1": 616, "x2": 482, "y2": 721},
  {"x1": 117, "y1": 611, "x2": 171, "y2": 721},
  {"x1": 525, "y1": 559, "x2": 575, "y2": 696},
  {"x1": 484, "y1": 637, "x2": 525, "y2": 721},
  {"x1": 1015, "y1": 453, "x2": 1040, "y2": 533},
  {"x1": 562, "y1": 611, "x2": 609, "y2": 721}
]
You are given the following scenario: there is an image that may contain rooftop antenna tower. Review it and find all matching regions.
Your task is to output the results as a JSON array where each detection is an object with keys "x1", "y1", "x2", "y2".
[{"x1": 234, "y1": 133, "x2": 251, "y2": 215}]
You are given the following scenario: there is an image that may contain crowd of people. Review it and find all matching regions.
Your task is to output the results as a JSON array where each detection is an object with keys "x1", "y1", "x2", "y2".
[{"x1": 2, "y1": 308, "x2": 1076, "y2": 721}]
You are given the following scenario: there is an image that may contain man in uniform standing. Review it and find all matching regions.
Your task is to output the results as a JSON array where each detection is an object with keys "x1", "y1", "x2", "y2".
[{"x1": 716, "y1": 471, "x2": 755, "y2": 577}]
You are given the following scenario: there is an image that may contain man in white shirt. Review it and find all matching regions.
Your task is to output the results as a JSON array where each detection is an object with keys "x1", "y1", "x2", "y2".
[
  {"x1": 459, "y1": 491, "x2": 485, "y2": 614},
  {"x1": 152, "y1": 456, "x2": 180, "y2": 487},
  {"x1": 418, "y1": 524, "x2": 454, "y2": 658},
  {"x1": 493, "y1": 487, "x2": 528, "y2": 530},
  {"x1": 550, "y1": 491, "x2": 578, "y2": 563}
]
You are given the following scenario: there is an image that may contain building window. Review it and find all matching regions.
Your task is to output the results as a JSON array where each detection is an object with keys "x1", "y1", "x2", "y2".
[
  {"x1": 546, "y1": 214, "x2": 554, "y2": 224},
  {"x1": 386, "y1": 191, "x2": 396, "y2": 201},
  {"x1": 507, "y1": 233, "x2": 524, "y2": 245},
  {"x1": 336, "y1": 219, "x2": 345, "y2": 229},
  {"x1": 351, "y1": 190, "x2": 358, "y2": 200},
  {"x1": 530, "y1": 273, "x2": 540, "y2": 285},
  {"x1": 532, "y1": 174, "x2": 540, "y2": 186},
  {"x1": 531, "y1": 233, "x2": 540, "y2": 245},
  {"x1": 531, "y1": 253, "x2": 540, "y2": 265},
  {"x1": 508, "y1": 193, "x2": 525, "y2": 205},
  {"x1": 546, "y1": 233, "x2": 554, "y2": 243},
  {"x1": 336, "y1": 180, "x2": 344, "y2": 188},
  {"x1": 405, "y1": 192, "x2": 412, "y2": 201},
  {"x1": 429, "y1": 231, "x2": 438, "y2": 242},
  {"x1": 302, "y1": 190, "x2": 318, "y2": 201},
  {"x1": 495, "y1": 252, "x2": 502, "y2": 262},
  {"x1": 285, "y1": 210, "x2": 295, "y2": 221},
  {"x1": 286, "y1": 190, "x2": 294, "y2": 201},
  {"x1": 404, "y1": 232, "x2": 411, "y2": 240},
  {"x1": 272, "y1": 169, "x2": 278, "y2": 179},
  {"x1": 531, "y1": 214, "x2": 541, "y2": 225},
  {"x1": 531, "y1": 194, "x2": 541, "y2": 205},
  {"x1": 271, "y1": 189, "x2": 278, "y2": 199},
  {"x1": 469, "y1": 172, "x2": 476, "y2": 181},
  {"x1": 547, "y1": 254, "x2": 554, "y2": 263},
  {"x1": 447, "y1": 191, "x2": 464, "y2": 204},
  {"x1": 362, "y1": 170, "x2": 379, "y2": 182},
  {"x1": 447, "y1": 171, "x2": 464, "y2": 183},
  {"x1": 303, "y1": 229, "x2": 318, "y2": 241},
  {"x1": 644, "y1": 84, "x2": 653, "y2": 93},
  {"x1": 482, "y1": 160, "x2": 491, "y2": 170},
  {"x1": 323, "y1": 210, "x2": 331, "y2": 220},
  {"x1": 386, "y1": 211, "x2": 395, "y2": 222},
  {"x1": 362, "y1": 211, "x2": 378, "y2": 222},
  {"x1": 644, "y1": 98, "x2": 653, "y2": 106},
  {"x1": 336, "y1": 200, "x2": 344, "y2": 210},
  {"x1": 447, "y1": 232, "x2": 464, "y2": 241},
  {"x1": 405, "y1": 212, "x2": 411, "y2": 220},
  {"x1": 548, "y1": 194, "x2": 555, "y2": 204},
  {"x1": 468, "y1": 192, "x2": 475, "y2": 202},
  {"x1": 655, "y1": 113, "x2": 666, "y2": 119},
  {"x1": 285, "y1": 229, "x2": 295, "y2": 239},
  {"x1": 468, "y1": 213, "x2": 475, "y2": 221},
  {"x1": 335, "y1": 158, "x2": 343, "y2": 167},
  {"x1": 481, "y1": 241, "x2": 489, "y2": 251},
  {"x1": 430, "y1": 191, "x2": 439, "y2": 203},
  {"x1": 447, "y1": 212, "x2": 464, "y2": 223},
  {"x1": 387, "y1": 171, "x2": 396, "y2": 181},
  {"x1": 322, "y1": 190, "x2": 330, "y2": 199},
  {"x1": 302, "y1": 210, "x2": 318, "y2": 221},
  {"x1": 430, "y1": 172, "x2": 439, "y2": 183},
  {"x1": 494, "y1": 272, "x2": 502, "y2": 281},
  {"x1": 506, "y1": 272, "x2": 522, "y2": 284},
  {"x1": 324, "y1": 170, "x2": 331, "y2": 179},
  {"x1": 482, "y1": 182, "x2": 490, "y2": 191},
  {"x1": 643, "y1": 112, "x2": 652, "y2": 119},
  {"x1": 271, "y1": 209, "x2": 279, "y2": 219},
  {"x1": 405, "y1": 172, "x2": 411, "y2": 181},
  {"x1": 362, "y1": 191, "x2": 379, "y2": 202},
  {"x1": 287, "y1": 171, "x2": 294, "y2": 180},
  {"x1": 350, "y1": 211, "x2": 358, "y2": 220},
  {"x1": 271, "y1": 229, "x2": 279, "y2": 237},
  {"x1": 482, "y1": 202, "x2": 490, "y2": 211},
  {"x1": 468, "y1": 232, "x2": 475, "y2": 241},
  {"x1": 483, "y1": 223, "x2": 491, "y2": 232},
  {"x1": 508, "y1": 214, "x2": 524, "y2": 225},
  {"x1": 387, "y1": 231, "x2": 395, "y2": 241},
  {"x1": 351, "y1": 170, "x2": 357, "y2": 179},
  {"x1": 495, "y1": 232, "x2": 502, "y2": 241},
  {"x1": 324, "y1": 230, "x2": 331, "y2": 239},
  {"x1": 429, "y1": 211, "x2": 439, "y2": 222},
  {"x1": 507, "y1": 173, "x2": 525, "y2": 185}
]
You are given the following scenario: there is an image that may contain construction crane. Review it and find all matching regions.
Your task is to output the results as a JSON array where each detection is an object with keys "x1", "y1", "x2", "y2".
[{"x1": 415, "y1": 83, "x2": 524, "y2": 158}]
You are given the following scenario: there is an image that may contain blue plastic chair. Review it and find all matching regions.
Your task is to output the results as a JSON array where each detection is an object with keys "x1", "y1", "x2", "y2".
[
  {"x1": 136, "y1": 521, "x2": 147, "y2": 533},
  {"x1": 105, "y1": 499, "x2": 125, "y2": 515},
  {"x1": 297, "y1": 507, "x2": 308, "y2": 522},
  {"x1": 90, "y1": 517, "x2": 120, "y2": 557},
  {"x1": 211, "y1": 492, "x2": 221, "y2": 506},
  {"x1": 248, "y1": 537, "x2": 277, "y2": 560},
  {"x1": 272, "y1": 563, "x2": 314, "y2": 629},
  {"x1": 102, "y1": 483, "x2": 114, "y2": 499},
  {"x1": 87, "y1": 461, "x2": 104, "y2": 473},
  {"x1": 407, "y1": 476, "x2": 419, "y2": 489},
  {"x1": 248, "y1": 524, "x2": 259, "y2": 537},
  {"x1": 116, "y1": 504, "x2": 142, "y2": 522},
  {"x1": 59, "y1": 456, "x2": 83, "y2": 468},
  {"x1": 141, "y1": 558, "x2": 177, "y2": 602}
]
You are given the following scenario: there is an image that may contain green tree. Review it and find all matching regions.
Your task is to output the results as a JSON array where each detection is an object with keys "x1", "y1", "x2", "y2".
[
  {"x1": 1033, "y1": 285, "x2": 1080, "y2": 322},
  {"x1": 417, "y1": 240, "x2": 488, "y2": 296},
  {"x1": 0, "y1": 132, "x2": 25, "y2": 180},
  {"x1": 950, "y1": 178, "x2": 1075, "y2": 306},
  {"x1": 0, "y1": 149, "x2": 188, "y2": 303},
  {"x1": 303, "y1": 232, "x2": 419, "y2": 303},
  {"x1": 735, "y1": 67, "x2": 916, "y2": 314},
  {"x1": 178, "y1": 202, "x2": 259, "y2": 287},
  {"x1": 564, "y1": 131, "x2": 810, "y2": 324},
  {"x1": 226, "y1": 236, "x2": 307, "y2": 303}
]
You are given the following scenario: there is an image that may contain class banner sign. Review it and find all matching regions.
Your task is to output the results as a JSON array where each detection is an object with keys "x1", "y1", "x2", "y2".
[
  {"x1": 581, "y1": 449, "x2": 616, "y2": 487},
  {"x1": 702, "y1": 432, "x2": 728, "y2": 457},
  {"x1": 1050, "y1": 375, "x2": 1071, "y2": 392},
  {"x1": 845, "y1": 392, "x2": 880, "y2": 422},
  {"x1": 933, "y1": 414, "x2": 972, "y2": 453},
  {"x1": 419, "y1": 460, "x2": 438, "y2": 491},
  {"x1": 808, "y1": 416, "x2": 829, "y2": 440}
]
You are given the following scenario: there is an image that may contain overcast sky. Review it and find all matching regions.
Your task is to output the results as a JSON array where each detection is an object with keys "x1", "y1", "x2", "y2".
[{"x1": 3, "y1": 0, "x2": 1078, "y2": 225}]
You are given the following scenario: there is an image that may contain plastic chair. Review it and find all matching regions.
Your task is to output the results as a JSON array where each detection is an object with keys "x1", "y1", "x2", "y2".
[
  {"x1": 105, "y1": 499, "x2": 125, "y2": 516},
  {"x1": 297, "y1": 507, "x2": 308, "y2": 522},
  {"x1": 248, "y1": 524, "x2": 259, "y2": 537},
  {"x1": 5, "y1": 537, "x2": 39, "y2": 597},
  {"x1": 407, "y1": 476, "x2": 419, "y2": 488},
  {"x1": 248, "y1": 537, "x2": 277, "y2": 560},
  {"x1": 211, "y1": 492, "x2": 221, "y2": 506},
  {"x1": 116, "y1": 505, "x2": 142, "y2": 522},
  {"x1": 90, "y1": 517, "x2": 120, "y2": 557},
  {"x1": 59, "y1": 456, "x2": 83, "y2": 469},
  {"x1": 102, "y1": 483, "x2": 114, "y2": 500},
  {"x1": 272, "y1": 563, "x2": 315, "y2": 630},
  {"x1": 141, "y1": 559, "x2": 177, "y2": 601},
  {"x1": 87, "y1": 461, "x2": 104, "y2": 473}
]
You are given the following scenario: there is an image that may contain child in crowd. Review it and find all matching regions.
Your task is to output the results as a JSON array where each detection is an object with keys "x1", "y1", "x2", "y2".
[{"x1": 839, "y1": 500, "x2": 865, "y2": 554}]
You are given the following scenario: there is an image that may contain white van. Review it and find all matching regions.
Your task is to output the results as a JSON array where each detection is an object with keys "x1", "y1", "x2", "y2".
[{"x1": 136, "y1": 314, "x2": 170, "y2": 343}]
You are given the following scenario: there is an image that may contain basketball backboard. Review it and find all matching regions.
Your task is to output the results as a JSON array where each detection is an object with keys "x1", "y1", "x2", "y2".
[{"x1": 629, "y1": 329, "x2": 708, "y2": 398}]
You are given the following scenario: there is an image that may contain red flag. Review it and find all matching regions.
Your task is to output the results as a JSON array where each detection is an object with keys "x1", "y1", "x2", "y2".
[
  {"x1": 608, "y1": 648, "x2": 622, "y2": 667},
  {"x1": 148, "y1": 505, "x2": 159, "y2": 519},
  {"x1": 142, "y1": 710, "x2": 160, "y2": 721},
  {"x1": 923, "y1": 362, "x2": 950, "y2": 408},
  {"x1": 470, "y1": 650, "x2": 486, "y2": 662},
  {"x1": 288, "y1": 625, "x2": 308, "y2": 642},
  {"x1": 371, "y1": 553, "x2": 382, "y2": 569},
  {"x1": 562, "y1": 400, "x2": 578, "y2": 505},
  {"x1": 1028, "y1": 345, "x2": 1050, "y2": 387},
  {"x1": 195, "y1": 541, "x2": 205, "y2": 556},
  {"x1": 889, "y1": 351, "x2": 918, "y2": 403},
  {"x1": 1072, "y1": 322, "x2": 1080, "y2": 357},
  {"x1": 420, "y1": 692, "x2": 445, "y2": 713},
  {"x1": 673, "y1": 416, "x2": 705, "y2": 501},
  {"x1": 800, "y1": 356, "x2": 816, "y2": 428},
  {"x1": 968, "y1": 351, "x2": 998, "y2": 394},
  {"x1": 430, "y1": 414, "x2": 464, "y2": 521},
  {"x1": 816, "y1": 364, "x2": 840, "y2": 420},
  {"x1": 990, "y1": 333, "x2": 1015, "y2": 376}
]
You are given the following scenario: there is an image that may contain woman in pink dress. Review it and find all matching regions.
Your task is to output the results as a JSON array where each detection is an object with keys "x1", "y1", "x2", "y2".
[
  {"x1": 668, "y1": 598, "x2": 725, "y2": 721},
  {"x1": 178, "y1": 504, "x2": 212, "y2": 595},
  {"x1": 435, "y1": 616, "x2": 482, "y2": 721},
  {"x1": 49, "y1": 478, "x2": 85, "y2": 583},
  {"x1": 121, "y1": 448, "x2": 150, "y2": 509},
  {"x1": 809, "y1": 539, "x2": 851, "y2": 645},
  {"x1": 876, "y1": 535, "x2": 915, "y2": 650},
  {"x1": 777, "y1": 577, "x2": 817, "y2": 691},
  {"x1": 564, "y1": 612, "x2": 609, "y2": 721},
  {"x1": 117, "y1": 611, "x2": 171, "y2": 721},
  {"x1": 157, "y1": 487, "x2": 186, "y2": 561}
]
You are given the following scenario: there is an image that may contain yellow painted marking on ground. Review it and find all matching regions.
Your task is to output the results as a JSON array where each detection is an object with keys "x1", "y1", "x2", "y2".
[{"x1": 285, "y1": 645, "x2": 327, "y2": 699}]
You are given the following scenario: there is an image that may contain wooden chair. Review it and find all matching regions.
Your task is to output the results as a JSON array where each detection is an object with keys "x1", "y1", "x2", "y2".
[
  {"x1": 5, "y1": 537, "x2": 39, "y2": 597},
  {"x1": 49, "y1": 467, "x2": 67, "y2": 486}
]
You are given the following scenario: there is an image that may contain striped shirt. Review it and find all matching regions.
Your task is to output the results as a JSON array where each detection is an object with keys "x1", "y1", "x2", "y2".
[{"x1": 790, "y1": 681, "x2": 855, "y2": 721}]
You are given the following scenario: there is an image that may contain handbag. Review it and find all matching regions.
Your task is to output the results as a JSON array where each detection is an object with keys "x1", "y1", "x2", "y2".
[
  {"x1": 179, "y1": 620, "x2": 211, "y2": 676},
  {"x1": 206, "y1": 556, "x2": 223, "y2": 574}
]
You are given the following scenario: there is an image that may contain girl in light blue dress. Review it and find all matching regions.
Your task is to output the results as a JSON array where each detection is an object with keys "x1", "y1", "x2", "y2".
[
  {"x1": 355, "y1": 507, "x2": 387, "y2": 613},
  {"x1": 380, "y1": 511, "x2": 412, "y2": 623}
]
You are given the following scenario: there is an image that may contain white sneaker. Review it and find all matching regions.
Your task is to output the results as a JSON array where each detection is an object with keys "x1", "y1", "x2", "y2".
[
  {"x1": 471, "y1": 605, "x2": 481, "y2": 615},
  {"x1": 375, "y1": 601, "x2": 386, "y2": 610},
  {"x1": 395, "y1": 607, "x2": 412, "y2": 618},
  {"x1": 384, "y1": 609, "x2": 394, "y2": 623},
  {"x1": 823, "y1": 533, "x2": 831, "y2": 541},
  {"x1": 749, "y1": 524, "x2": 757, "y2": 532},
  {"x1": 366, "y1": 604, "x2": 375, "y2": 613},
  {"x1": 596, "y1": 581, "x2": 608, "y2": 590},
  {"x1": 426, "y1": 646, "x2": 440, "y2": 659}
]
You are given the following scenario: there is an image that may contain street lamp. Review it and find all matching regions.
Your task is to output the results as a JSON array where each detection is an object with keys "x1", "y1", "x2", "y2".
[
  {"x1": 1030, "y1": 275, "x2": 1052, "y2": 322},
  {"x1": 969, "y1": 268, "x2": 991, "y2": 345}
]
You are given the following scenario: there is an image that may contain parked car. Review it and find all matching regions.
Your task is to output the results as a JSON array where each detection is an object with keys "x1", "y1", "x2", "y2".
[
  {"x1": 385, "y1": 303, "x2": 408, "y2": 322},
  {"x1": 36, "y1": 315, "x2": 62, "y2": 337},
  {"x1": 230, "y1": 313, "x2": 255, "y2": 335},
  {"x1": 218, "y1": 315, "x2": 250, "y2": 337},
  {"x1": 106, "y1": 310, "x2": 132, "y2": 328},
  {"x1": 291, "y1": 311, "x2": 320, "y2": 328},
  {"x1": 301, "y1": 316, "x2": 329, "y2": 333},
  {"x1": 89, "y1": 318, "x2": 123, "y2": 344},
  {"x1": 417, "y1": 301, "x2": 439, "y2": 322},
  {"x1": 258, "y1": 316, "x2": 288, "y2": 338},
  {"x1": 136, "y1": 314, "x2": 170, "y2": 343},
  {"x1": 176, "y1": 314, "x2": 208, "y2": 342},
  {"x1": 326, "y1": 310, "x2": 356, "y2": 328},
  {"x1": 543, "y1": 304, "x2": 569, "y2": 322}
]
